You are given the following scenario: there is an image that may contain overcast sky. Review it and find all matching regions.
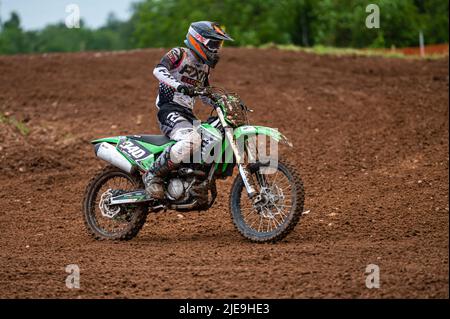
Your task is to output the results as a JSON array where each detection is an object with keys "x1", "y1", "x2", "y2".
[{"x1": 0, "y1": 0, "x2": 136, "y2": 30}]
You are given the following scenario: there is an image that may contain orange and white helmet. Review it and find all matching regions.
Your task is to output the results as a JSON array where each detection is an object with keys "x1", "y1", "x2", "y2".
[{"x1": 184, "y1": 21, "x2": 234, "y2": 68}]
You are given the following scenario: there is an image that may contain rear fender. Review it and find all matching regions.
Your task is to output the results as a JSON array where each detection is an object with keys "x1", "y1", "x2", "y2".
[
  {"x1": 91, "y1": 136, "x2": 121, "y2": 145},
  {"x1": 91, "y1": 136, "x2": 174, "y2": 171}
]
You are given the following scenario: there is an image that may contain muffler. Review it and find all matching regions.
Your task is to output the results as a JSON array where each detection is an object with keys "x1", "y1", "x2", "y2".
[{"x1": 95, "y1": 142, "x2": 133, "y2": 173}]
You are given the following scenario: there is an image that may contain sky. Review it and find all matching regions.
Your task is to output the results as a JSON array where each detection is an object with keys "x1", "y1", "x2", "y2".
[{"x1": 0, "y1": 0, "x2": 136, "y2": 30}]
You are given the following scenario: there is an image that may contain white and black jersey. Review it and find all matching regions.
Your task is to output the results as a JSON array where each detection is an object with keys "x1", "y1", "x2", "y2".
[{"x1": 153, "y1": 47, "x2": 211, "y2": 110}]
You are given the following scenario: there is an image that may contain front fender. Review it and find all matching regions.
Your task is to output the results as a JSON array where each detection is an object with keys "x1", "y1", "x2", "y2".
[{"x1": 233, "y1": 125, "x2": 293, "y2": 147}]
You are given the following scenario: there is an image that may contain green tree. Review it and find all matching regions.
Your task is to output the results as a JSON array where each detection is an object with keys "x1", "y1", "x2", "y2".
[
  {"x1": 0, "y1": 1, "x2": 448, "y2": 55},
  {"x1": 0, "y1": 12, "x2": 28, "y2": 53},
  {"x1": 131, "y1": 0, "x2": 291, "y2": 48},
  {"x1": 421, "y1": 0, "x2": 449, "y2": 44}
]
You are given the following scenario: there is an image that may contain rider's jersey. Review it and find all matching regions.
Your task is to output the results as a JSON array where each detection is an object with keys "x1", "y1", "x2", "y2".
[{"x1": 153, "y1": 47, "x2": 210, "y2": 110}]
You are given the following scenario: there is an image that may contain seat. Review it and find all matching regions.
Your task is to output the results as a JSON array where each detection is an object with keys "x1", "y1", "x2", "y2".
[{"x1": 128, "y1": 134, "x2": 172, "y2": 146}]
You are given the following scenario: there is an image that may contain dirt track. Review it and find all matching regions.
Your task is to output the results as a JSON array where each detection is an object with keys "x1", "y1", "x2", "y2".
[{"x1": 0, "y1": 48, "x2": 448, "y2": 298}]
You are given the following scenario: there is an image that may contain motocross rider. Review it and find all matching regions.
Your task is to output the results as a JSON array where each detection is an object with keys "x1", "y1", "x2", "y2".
[{"x1": 143, "y1": 21, "x2": 234, "y2": 199}]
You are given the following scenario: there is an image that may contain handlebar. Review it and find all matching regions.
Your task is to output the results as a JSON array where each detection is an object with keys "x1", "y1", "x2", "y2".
[
  {"x1": 192, "y1": 87, "x2": 214, "y2": 98},
  {"x1": 192, "y1": 87, "x2": 221, "y2": 110},
  {"x1": 192, "y1": 86, "x2": 253, "y2": 113}
]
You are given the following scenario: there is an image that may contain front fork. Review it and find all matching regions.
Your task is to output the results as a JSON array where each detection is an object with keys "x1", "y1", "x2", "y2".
[{"x1": 216, "y1": 107, "x2": 257, "y2": 198}]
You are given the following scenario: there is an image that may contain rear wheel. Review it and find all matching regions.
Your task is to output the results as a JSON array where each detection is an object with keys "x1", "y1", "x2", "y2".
[
  {"x1": 82, "y1": 165, "x2": 148, "y2": 240},
  {"x1": 230, "y1": 160, "x2": 304, "y2": 243}
]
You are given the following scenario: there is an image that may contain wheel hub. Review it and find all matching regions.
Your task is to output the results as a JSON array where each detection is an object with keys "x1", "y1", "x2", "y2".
[
  {"x1": 253, "y1": 186, "x2": 286, "y2": 219},
  {"x1": 99, "y1": 189, "x2": 121, "y2": 219}
]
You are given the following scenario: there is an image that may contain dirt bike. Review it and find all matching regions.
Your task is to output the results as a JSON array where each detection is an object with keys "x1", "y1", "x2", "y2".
[{"x1": 82, "y1": 87, "x2": 304, "y2": 243}]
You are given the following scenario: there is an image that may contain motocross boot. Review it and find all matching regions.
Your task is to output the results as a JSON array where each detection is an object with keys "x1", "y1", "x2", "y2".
[{"x1": 143, "y1": 146, "x2": 178, "y2": 200}]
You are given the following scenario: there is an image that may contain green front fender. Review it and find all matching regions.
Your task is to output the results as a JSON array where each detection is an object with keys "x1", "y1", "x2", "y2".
[
  {"x1": 216, "y1": 125, "x2": 293, "y2": 172},
  {"x1": 233, "y1": 125, "x2": 293, "y2": 147}
]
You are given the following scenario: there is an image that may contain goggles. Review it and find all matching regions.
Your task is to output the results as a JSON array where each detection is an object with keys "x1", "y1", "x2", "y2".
[
  {"x1": 205, "y1": 39, "x2": 223, "y2": 51},
  {"x1": 189, "y1": 26, "x2": 224, "y2": 52}
]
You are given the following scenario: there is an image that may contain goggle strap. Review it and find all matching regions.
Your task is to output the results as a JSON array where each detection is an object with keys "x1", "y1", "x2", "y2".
[{"x1": 189, "y1": 27, "x2": 207, "y2": 46}]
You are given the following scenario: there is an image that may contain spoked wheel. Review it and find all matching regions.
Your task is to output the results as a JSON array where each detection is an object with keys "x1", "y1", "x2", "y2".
[
  {"x1": 82, "y1": 165, "x2": 148, "y2": 240},
  {"x1": 230, "y1": 161, "x2": 304, "y2": 243}
]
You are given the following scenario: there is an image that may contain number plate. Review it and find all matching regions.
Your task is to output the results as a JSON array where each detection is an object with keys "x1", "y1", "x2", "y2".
[{"x1": 117, "y1": 139, "x2": 151, "y2": 161}]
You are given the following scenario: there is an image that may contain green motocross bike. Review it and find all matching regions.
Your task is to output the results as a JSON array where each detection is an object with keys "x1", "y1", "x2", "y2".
[{"x1": 83, "y1": 87, "x2": 304, "y2": 243}]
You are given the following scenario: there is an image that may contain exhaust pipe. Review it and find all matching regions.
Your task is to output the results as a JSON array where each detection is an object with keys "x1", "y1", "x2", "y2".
[{"x1": 95, "y1": 142, "x2": 133, "y2": 173}]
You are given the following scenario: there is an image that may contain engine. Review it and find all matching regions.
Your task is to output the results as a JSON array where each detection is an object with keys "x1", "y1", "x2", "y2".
[
  {"x1": 165, "y1": 167, "x2": 213, "y2": 209},
  {"x1": 166, "y1": 178, "x2": 187, "y2": 200}
]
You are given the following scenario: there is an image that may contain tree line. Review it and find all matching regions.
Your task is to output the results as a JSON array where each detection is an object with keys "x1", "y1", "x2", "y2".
[{"x1": 0, "y1": 0, "x2": 448, "y2": 55}]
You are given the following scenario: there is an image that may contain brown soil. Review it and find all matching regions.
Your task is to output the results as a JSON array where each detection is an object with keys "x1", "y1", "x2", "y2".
[{"x1": 0, "y1": 48, "x2": 448, "y2": 298}]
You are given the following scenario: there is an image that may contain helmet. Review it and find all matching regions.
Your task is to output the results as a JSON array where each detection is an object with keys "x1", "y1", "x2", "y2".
[{"x1": 184, "y1": 21, "x2": 234, "y2": 68}]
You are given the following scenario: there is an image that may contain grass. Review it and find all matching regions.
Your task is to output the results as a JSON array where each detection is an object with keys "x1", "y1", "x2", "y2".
[
  {"x1": 0, "y1": 112, "x2": 30, "y2": 136},
  {"x1": 63, "y1": 132, "x2": 75, "y2": 140},
  {"x1": 258, "y1": 43, "x2": 448, "y2": 59},
  {"x1": 0, "y1": 113, "x2": 7, "y2": 124}
]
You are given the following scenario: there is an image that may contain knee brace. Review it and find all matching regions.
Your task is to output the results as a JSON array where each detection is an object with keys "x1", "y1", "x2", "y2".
[{"x1": 169, "y1": 128, "x2": 202, "y2": 163}]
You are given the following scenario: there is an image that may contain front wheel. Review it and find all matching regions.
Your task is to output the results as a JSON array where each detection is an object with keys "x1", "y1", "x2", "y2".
[
  {"x1": 82, "y1": 165, "x2": 148, "y2": 240},
  {"x1": 229, "y1": 161, "x2": 305, "y2": 243}
]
